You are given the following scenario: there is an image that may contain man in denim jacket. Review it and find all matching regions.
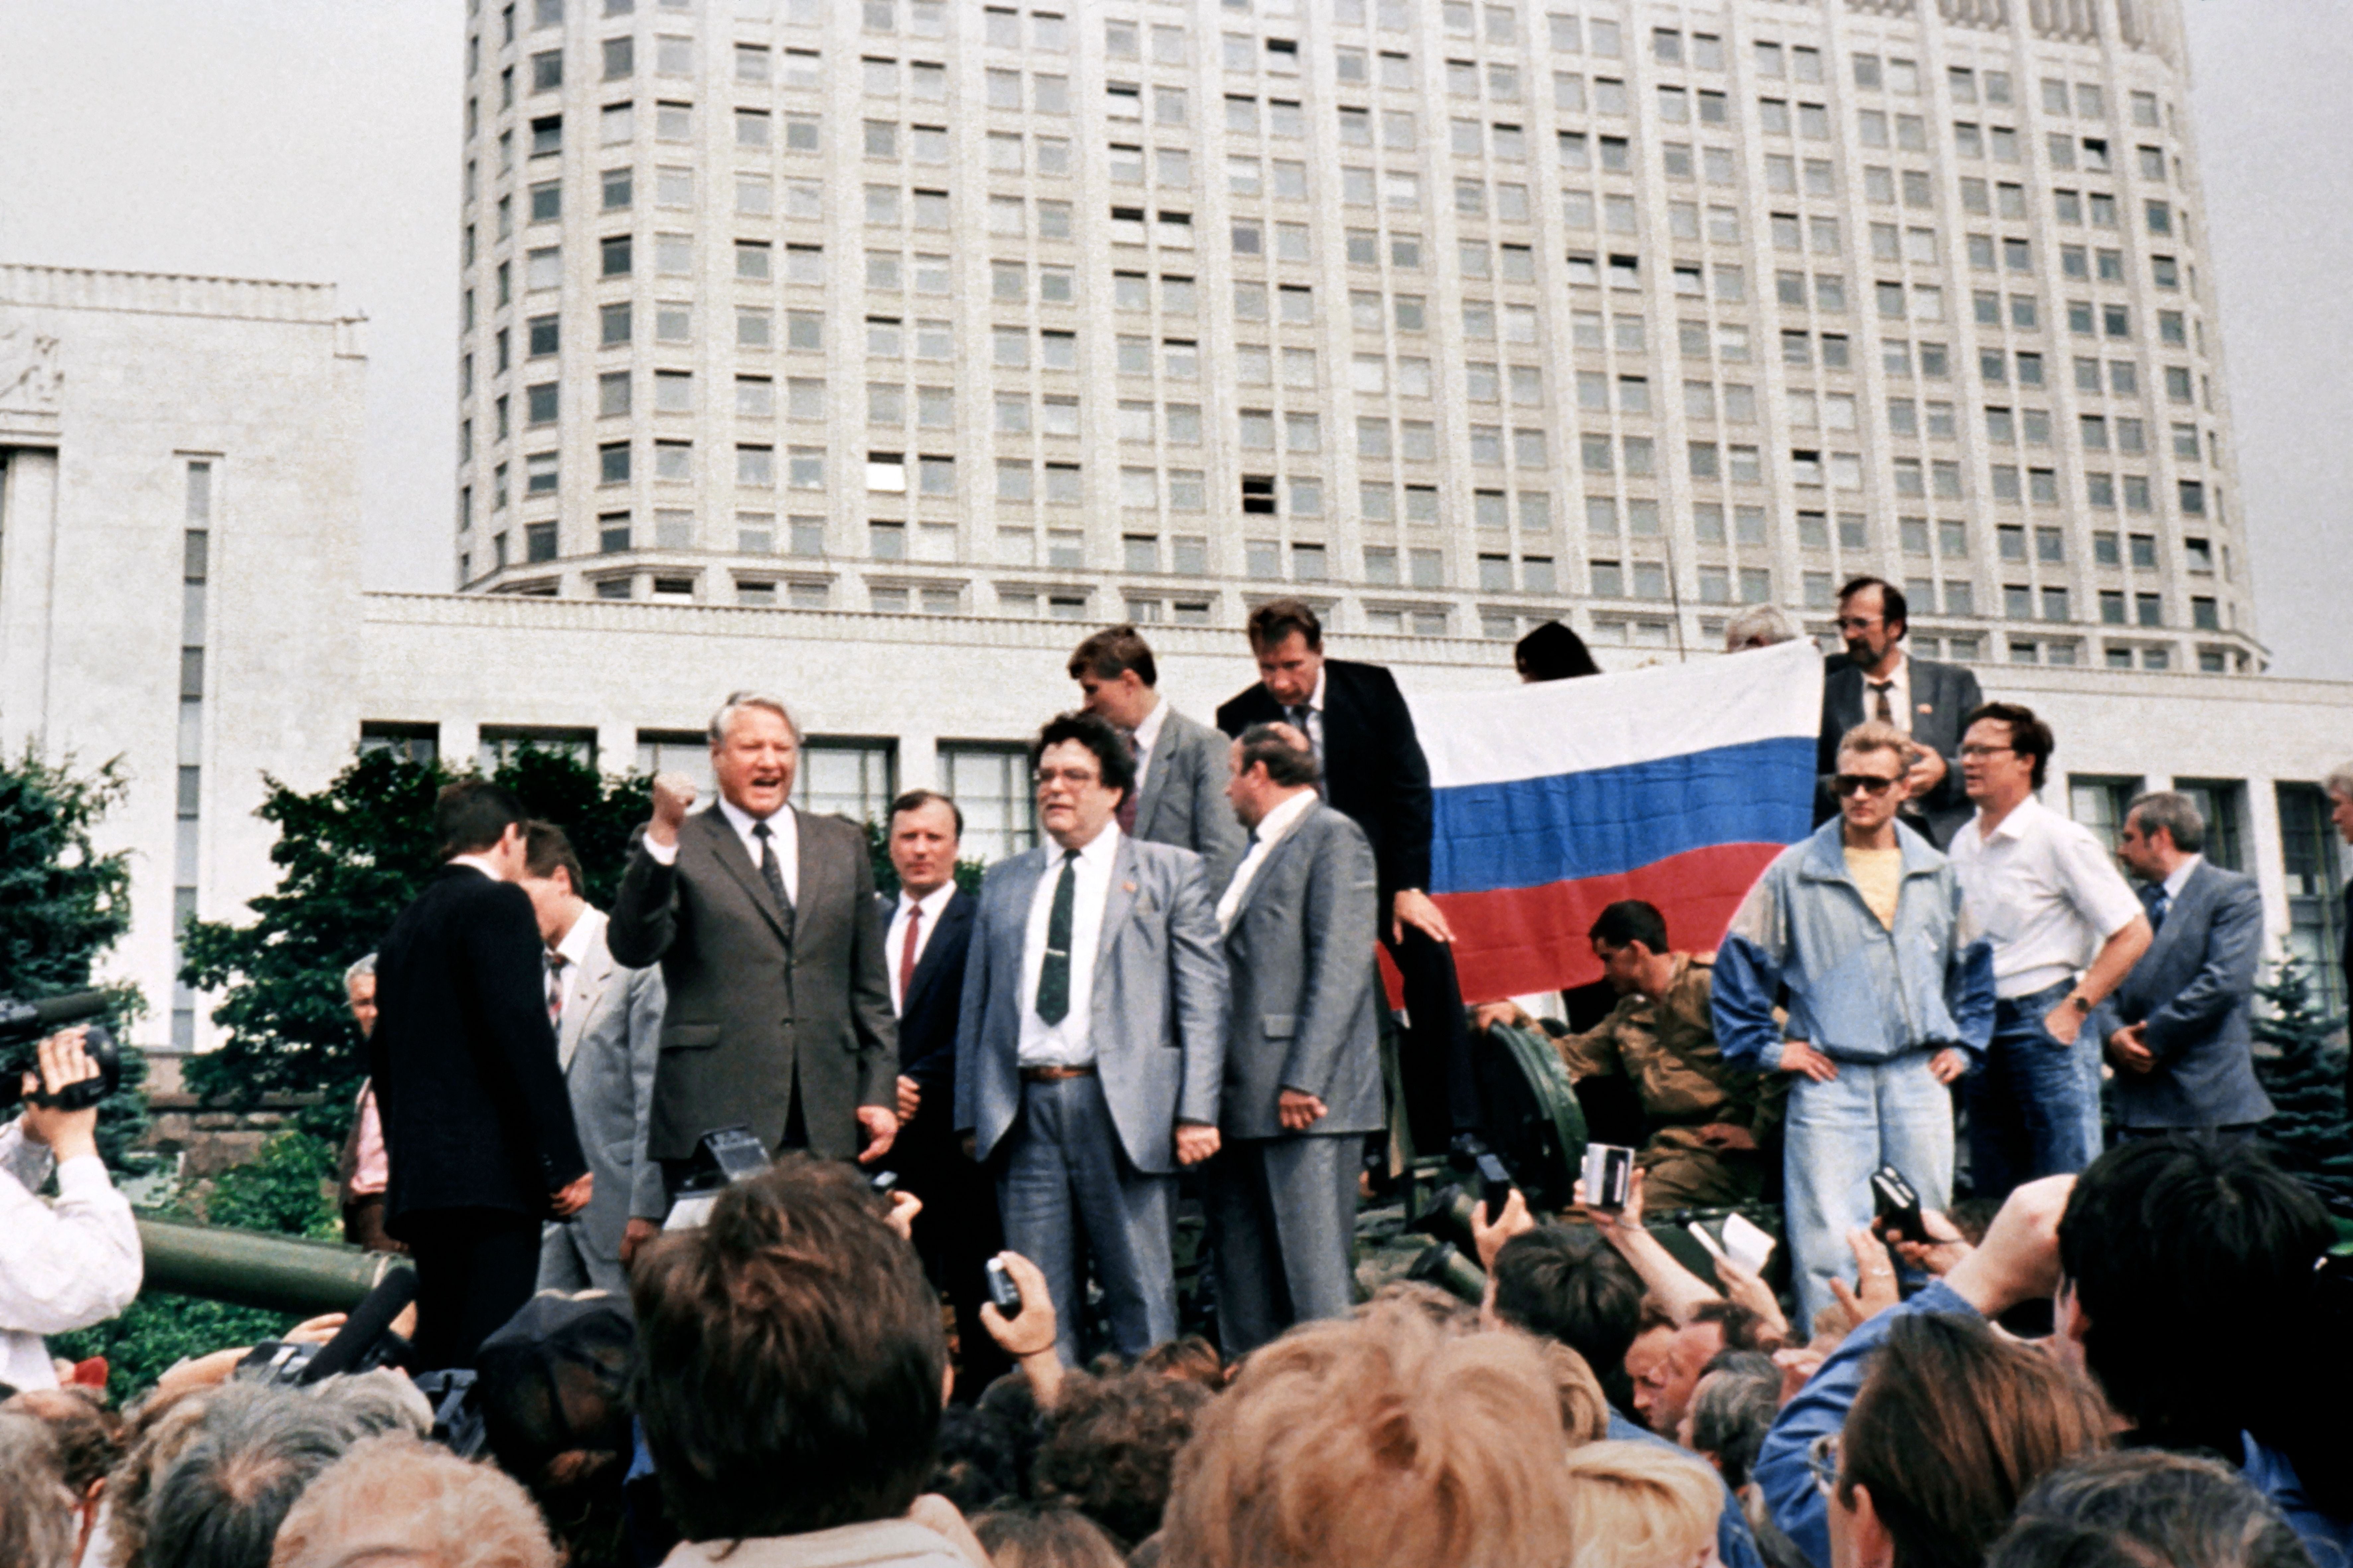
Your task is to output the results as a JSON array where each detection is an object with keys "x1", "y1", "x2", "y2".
[{"x1": 1713, "y1": 720, "x2": 1996, "y2": 1324}]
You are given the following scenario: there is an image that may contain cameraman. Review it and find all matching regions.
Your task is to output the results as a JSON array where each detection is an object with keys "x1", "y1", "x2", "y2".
[{"x1": 0, "y1": 1028, "x2": 140, "y2": 1391}]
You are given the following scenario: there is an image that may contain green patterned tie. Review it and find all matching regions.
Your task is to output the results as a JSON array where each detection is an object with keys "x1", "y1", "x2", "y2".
[{"x1": 1035, "y1": 849, "x2": 1079, "y2": 1025}]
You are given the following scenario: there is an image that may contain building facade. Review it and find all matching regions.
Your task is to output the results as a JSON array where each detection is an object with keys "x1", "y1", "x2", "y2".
[{"x1": 454, "y1": 0, "x2": 2256, "y2": 674}]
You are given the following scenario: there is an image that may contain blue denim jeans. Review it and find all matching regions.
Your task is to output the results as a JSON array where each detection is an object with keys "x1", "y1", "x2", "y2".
[
  {"x1": 1964, "y1": 978, "x2": 2101, "y2": 1202},
  {"x1": 1783, "y1": 1053, "x2": 1956, "y2": 1328}
]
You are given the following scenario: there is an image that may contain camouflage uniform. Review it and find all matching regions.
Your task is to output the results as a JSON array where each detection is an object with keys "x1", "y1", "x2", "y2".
[{"x1": 1553, "y1": 953, "x2": 1783, "y2": 1211}]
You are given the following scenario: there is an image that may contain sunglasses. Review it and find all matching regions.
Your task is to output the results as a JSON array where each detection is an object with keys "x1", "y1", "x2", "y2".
[
  {"x1": 1834, "y1": 773, "x2": 1901, "y2": 797},
  {"x1": 1808, "y1": 1432, "x2": 1842, "y2": 1496}
]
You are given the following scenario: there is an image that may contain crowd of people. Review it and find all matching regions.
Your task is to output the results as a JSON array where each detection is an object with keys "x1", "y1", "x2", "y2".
[{"x1": 1, "y1": 580, "x2": 2351, "y2": 1567}]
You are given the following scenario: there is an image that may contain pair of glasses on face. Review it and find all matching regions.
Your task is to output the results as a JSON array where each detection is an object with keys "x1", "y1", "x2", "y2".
[
  {"x1": 1835, "y1": 773, "x2": 1902, "y2": 798},
  {"x1": 1034, "y1": 767, "x2": 1103, "y2": 791},
  {"x1": 1808, "y1": 1433, "x2": 1842, "y2": 1497}
]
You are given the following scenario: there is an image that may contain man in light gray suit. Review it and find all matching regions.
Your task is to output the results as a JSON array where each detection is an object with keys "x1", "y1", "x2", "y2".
[
  {"x1": 1206, "y1": 725, "x2": 1384, "y2": 1358},
  {"x1": 2092, "y1": 791, "x2": 2274, "y2": 1136},
  {"x1": 955, "y1": 710, "x2": 1227, "y2": 1362},
  {"x1": 517, "y1": 823, "x2": 664, "y2": 1294},
  {"x1": 1069, "y1": 624, "x2": 1248, "y2": 894}
]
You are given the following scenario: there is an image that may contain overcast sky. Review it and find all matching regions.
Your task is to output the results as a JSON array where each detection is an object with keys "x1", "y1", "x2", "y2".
[{"x1": 2, "y1": 1, "x2": 2347, "y2": 675}]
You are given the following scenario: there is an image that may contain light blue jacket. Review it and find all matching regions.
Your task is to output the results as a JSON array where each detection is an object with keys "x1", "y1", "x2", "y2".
[{"x1": 1713, "y1": 818, "x2": 1996, "y2": 1070}]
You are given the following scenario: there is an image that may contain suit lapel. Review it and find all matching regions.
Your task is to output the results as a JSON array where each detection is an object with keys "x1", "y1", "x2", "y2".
[
  {"x1": 1093, "y1": 835, "x2": 1141, "y2": 987},
  {"x1": 1232, "y1": 803, "x2": 1315, "y2": 930},
  {"x1": 904, "y1": 888, "x2": 972, "y2": 1018},
  {"x1": 558, "y1": 916, "x2": 615, "y2": 1072},
  {"x1": 795, "y1": 807, "x2": 834, "y2": 929},
  {"x1": 701, "y1": 807, "x2": 791, "y2": 942},
  {"x1": 1134, "y1": 717, "x2": 1176, "y2": 837}
]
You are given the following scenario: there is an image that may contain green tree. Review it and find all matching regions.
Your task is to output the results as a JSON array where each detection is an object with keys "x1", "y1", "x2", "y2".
[
  {"x1": 2252, "y1": 960, "x2": 2353, "y2": 1213},
  {"x1": 0, "y1": 747, "x2": 150, "y2": 1170}
]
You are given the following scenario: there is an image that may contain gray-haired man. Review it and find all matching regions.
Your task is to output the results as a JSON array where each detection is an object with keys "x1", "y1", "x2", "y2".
[{"x1": 608, "y1": 692, "x2": 898, "y2": 1257}]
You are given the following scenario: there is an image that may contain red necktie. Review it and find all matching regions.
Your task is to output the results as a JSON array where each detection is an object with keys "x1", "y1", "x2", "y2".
[
  {"x1": 898, "y1": 902, "x2": 923, "y2": 1006},
  {"x1": 545, "y1": 955, "x2": 565, "y2": 1030}
]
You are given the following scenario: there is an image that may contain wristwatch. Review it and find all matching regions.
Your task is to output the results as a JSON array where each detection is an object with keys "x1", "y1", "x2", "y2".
[{"x1": 2063, "y1": 991, "x2": 2093, "y2": 1015}]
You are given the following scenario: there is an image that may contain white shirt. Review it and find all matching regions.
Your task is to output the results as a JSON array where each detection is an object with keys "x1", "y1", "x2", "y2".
[
  {"x1": 1858, "y1": 650, "x2": 1914, "y2": 738},
  {"x1": 886, "y1": 883, "x2": 958, "y2": 1016},
  {"x1": 2161, "y1": 854, "x2": 2203, "y2": 902},
  {"x1": 1217, "y1": 788, "x2": 1318, "y2": 931},
  {"x1": 448, "y1": 851, "x2": 504, "y2": 881},
  {"x1": 643, "y1": 798, "x2": 800, "y2": 906},
  {"x1": 1016, "y1": 824, "x2": 1122, "y2": 1067},
  {"x1": 1948, "y1": 795, "x2": 2146, "y2": 998},
  {"x1": 1129, "y1": 694, "x2": 1171, "y2": 794},
  {"x1": 0, "y1": 1122, "x2": 142, "y2": 1392}
]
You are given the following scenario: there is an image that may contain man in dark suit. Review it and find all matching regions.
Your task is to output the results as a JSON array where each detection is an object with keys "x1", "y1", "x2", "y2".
[
  {"x1": 2091, "y1": 791, "x2": 2273, "y2": 1136},
  {"x1": 876, "y1": 788, "x2": 1006, "y2": 1398},
  {"x1": 955, "y1": 711, "x2": 1227, "y2": 1362},
  {"x1": 1816, "y1": 577, "x2": 1984, "y2": 847},
  {"x1": 1216, "y1": 597, "x2": 1479, "y2": 1152},
  {"x1": 609, "y1": 692, "x2": 898, "y2": 1259},
  {"x1": 1206, "y1": 725, "x2": 1384, "y2": 1357},
  {"x1": 371, "y1": 782, "x2": 590, "y2": 1369},
  {"x1": 1069, "y1": 624, "x2": 1248, "y2": 894}
]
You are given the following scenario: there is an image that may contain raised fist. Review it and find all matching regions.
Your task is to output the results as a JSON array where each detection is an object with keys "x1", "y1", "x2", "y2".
[{"x1": 647, "y1": 771, "x2": 699, "y2": 845}]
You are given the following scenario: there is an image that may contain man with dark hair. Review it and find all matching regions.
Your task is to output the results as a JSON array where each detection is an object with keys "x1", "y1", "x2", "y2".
[
  {"x1": 517, "y1": 822, "x2": 665, "y2": 1293},
  {"x1": 956, "y1": 711, "x2": 1227, "y2": 1361},
  {"x1": 630, "y1": 1157, "x2": 973, "y2": 1564},
  {"x1": 373, "y1": 780, "x2": 589, "y2": 1369},
  {"x1": 1205, "y1": 724, "x2": 1383, "y2": 1356},
  {"x1": 1070, "y1": 624, "x2": 1247, "y2": 892},
  {"x1": 1218, "y1": 597, "x2": 1481, "y2": 1156},
  {"x1": 1515, "y1": 620, "x2": 1603, "y2": 682},
  {"x1": 1816, "y1": 576, "x2": 1985, "y2": 846},
  {"x1": 1949, "y1": 702, "x2": 2150, "y2": 1198},
  {"x1": 2090, "y1": 792, "x2": 2271, "y2": 1139},
  {"x1": 1552, "y1": 900, "x2": 1779, "y2": 1210}
]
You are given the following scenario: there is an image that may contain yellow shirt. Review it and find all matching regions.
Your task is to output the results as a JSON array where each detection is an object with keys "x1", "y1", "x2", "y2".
[{"x1": 1845, "y1": 846, "x2": 1904, "y2": 930}]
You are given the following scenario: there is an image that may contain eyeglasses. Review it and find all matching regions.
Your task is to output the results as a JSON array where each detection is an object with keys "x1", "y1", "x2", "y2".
[
  {"x1": 1834, "y1": 773, "x2": 1901, "y2": 797},
  {"x1": 1808, "y1": 1433, "x2": 1843, "y2": 1497},
  {"x1": 1835, "y1": 615, "x2": 1885, "y2": 633},
  {"x1": 1957, "y1": 744, "x2": 2016, "y2": 761},
  {"x1": 1033, "y1": 767, "x2": 1103, "y2": 789}
]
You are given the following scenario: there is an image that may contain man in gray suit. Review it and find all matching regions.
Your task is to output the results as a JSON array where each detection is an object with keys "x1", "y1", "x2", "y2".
[
  {"x1": 955, "y1": 710, "x2": 1227, "y2": 1362},
  {"x1": 517, "y1": 823, "x2": 665, "y2": 1294},
  {"x1": 1206, "y1": 724, "x2": 1383, "y2": 1358},
  {"x1": 610, "y1": 693, "x2": 898, "y2": 1260},
  {"x1": 1816, "y1": 577, "x2": 1985, "y2": 847},
  {"x1": 1069, "y1": 624, "x2": 1247, "y2": 894},
  {"x1": 2092, "y1": 791, "x2": 2273, "y2": 1136}
]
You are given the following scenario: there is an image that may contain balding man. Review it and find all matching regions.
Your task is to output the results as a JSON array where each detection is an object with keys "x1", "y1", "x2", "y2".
[{"x1": 609, "y1": 692, "x2": 898, "y2": 1256}]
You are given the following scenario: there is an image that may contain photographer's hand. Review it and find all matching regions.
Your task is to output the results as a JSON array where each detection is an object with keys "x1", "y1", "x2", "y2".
[{"x1": 22, "y1": 1029, "x2": 102, "y2": 1163}]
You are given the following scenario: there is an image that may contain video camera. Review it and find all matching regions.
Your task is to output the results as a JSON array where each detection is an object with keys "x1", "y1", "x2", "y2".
[
  {"x1": 0, "y1": 991, "x2": 124, "y2": 1112},
  {"x1": 236, "y1": 1267, "x2": 419, "y2": 1387}
]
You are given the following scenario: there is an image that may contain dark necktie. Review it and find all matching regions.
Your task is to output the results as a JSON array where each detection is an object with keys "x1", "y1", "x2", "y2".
[
  {"x1": 1035, "y1": 849, "x2": 1079, "y2": 1025},
  {"x1": 1870, "y1": 681, "x2": 1895, "y2": 725},
  {"x1": 545, "y1": 954, "x2": 565, "y2": 1031},
  {"x1": 752, "y1": 821, "x2": 796, "y2": 943},
  {"x1": 1287, "y1": 704, "x2": 1326, "y2": 797},
  {"x1": 2140, "y1": 881, "x2": 2170, "y2": 934}
]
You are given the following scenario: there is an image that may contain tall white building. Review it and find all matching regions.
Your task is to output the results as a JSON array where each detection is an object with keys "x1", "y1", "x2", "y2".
[{"x1": 453, "y1": 0, "x2": 2257, "y2": 674}]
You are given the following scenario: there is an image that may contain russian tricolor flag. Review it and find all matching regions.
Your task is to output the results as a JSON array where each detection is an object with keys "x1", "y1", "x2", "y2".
[{"x1": 1405, "y1": 639, "x2": 1824, "y2": 1003}]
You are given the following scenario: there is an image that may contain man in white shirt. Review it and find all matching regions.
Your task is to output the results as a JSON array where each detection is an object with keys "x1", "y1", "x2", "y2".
[
  {"x1": 1947, "y1": 701, "x2": 2151, "y2": 1198},
  {"x1": 955, "y1": 712, "x2": 1227, "y2": 1362},
  {"x1": 1069, "y1": 625, "x2": 1248, "y2": 895},
  {"x1": 0, "y1": 1028, "x2": 140, "y2": 1392}
]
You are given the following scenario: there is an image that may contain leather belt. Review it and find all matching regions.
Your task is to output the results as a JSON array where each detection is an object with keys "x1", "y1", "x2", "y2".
[{"x1": 1020, "y1": 1064, "x2": 1098, "y2": 1083}]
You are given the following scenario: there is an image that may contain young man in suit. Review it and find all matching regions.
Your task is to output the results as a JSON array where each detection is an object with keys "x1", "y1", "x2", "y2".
[
  {"x1": 1816, "y1": 577, "x2": 1985, "y2": 848},
  {"x1": 2092, "y1": 791, "x2": 2273, "y2": 1137},
  {"x1": 876, "y1": 788, "x2": 1006, "y2": 1398},
  {"x1": 371, "y1": 781, "x2": 591, "y2": 1369},
  {"x1": 1206, "y1": 724, "x2": 1383, "y2": 1357},
  {"x1": 1069, "y1": 624, "x2": 1248, "y2": 894},
  {"x1": 954, "y1": 711, "x2": 1228, "y2": 1363},
  {"x1": 1216, "y1": 597, "x2": 1480, "y2": 1155},
  {"x1": 609, "y1": 693, "x2": 899, "y2": 1256},
  {"x1": 516, "y1": 822, "x2": 666, "y2": 1294}
]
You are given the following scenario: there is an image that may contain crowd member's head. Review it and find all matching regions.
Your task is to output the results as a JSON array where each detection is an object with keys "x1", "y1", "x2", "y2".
[
  {"x1": 1031, "y1": 712, "x2": 1136, "y2": 847},
  {"x1": 342, "y1": 953, "x2": 378, "y2": 1040},
  {"x1": 1517, "y1": 621, "x2": 1603, "y2": 682},
  {"x1": 1631, "y1": 1304, "x2": 1764, "y2": 1438},
  {"x1": 929, "y1": 1402, "x2": 1028, "y2": 1517},
  {"x1": 1227, "y1": 725, "x2": 1320, "y2": 832},
  {"x1": 1831, "y1": 1311, "x2": 2110, "y2": 1568},
  {"x1": 1560, "y1": 1439, "x2": 1723, "y2": 1568},
  {"x1": 4, "y1": 1385, "x2": 124, "y2": 1505},
  {"x1": 1591, "y1": 901, "x2": 1676, "y2": 999},
  {"x1": 1245, "y1": 599, "x2": 1325, "y2": 710},
  {"x1": 434, "y1": 779, "x2": 530, "y2": 876},
  {"x1": 268, "y1": 1434, "x2": 555, "y2": 1568},
  {"x1": 1960, "y1": 701, "x2": 2055, "y2": 803},
  {"x1": 887, "y1": 789, "x2": 964, "y2": 900},
  {"x1": 145, "y1": 1380, "x2": 409, "y2": 1568},
  {"x1": 1488, "y1": 1226, "x2": 1646, "y2": 1417},
  {"x1": 630, "y1": 1155, "x2": 946, "y2": 1544},
  {"x1": 1132, "y1": 1336, "x2": 1225, "y2": 1393},
  {"x1": 2115, "y1": 791, "x2": 2203, "y2": 885},
  {"x1": 1160, "y1": 1303, "x2": 1579, "y2": 1568},
  {"x1": 973, "y1": 1505, "x2": 1130, "y2": 1568},
  {"x1": 1986, "y1": 1451, "x2": 2312, "y2": 1568},
  {"x1": 0, "y1": 1411, "x2": 76, "y2": 1568},
  {"x1": 2055, "y1": 1136, "x2": 2333, "y2": 1458},
  {"x1": 1033, "y1": 1367, "x2": 1215, "y2": 1549},
  {"x1": 1835, "y1": 578, "x2": 1908, "y2": 676},
  {"x1": 2326, "y1": 761, "x2": 2353, "y2": 847},
  {"x1": 707, "y1": 691, "x2": 800, "y2": 818},
  {"x1": 1833, "y1": 721, "x2": 1912, "y2": 839},
  {"x1": 94, "y1": 1387, "x2": 216, "y2": 1568},
  {"x1": 517, "y1": 821, "x2": 590, "y2": 948},
  {"x1": 1682, "y1": 1352, "x2": 1780, "y2": 1488},
  {"x1": 475, "y1": 1294, "x2": 636, "y2": 1568},
  {"x1": 1068, "y1": 625, "x2": 1163, "y2": 731},
  {"x1": 1535, "y1": 1338, "x2": 1615, "y2": 1445},
  {"x1": 1724, "y1": 605, "x2": 1801, "y2": 653},
  {"x1": 1366, "y1": 1279, "x2": 1484, "y2": 1334}
]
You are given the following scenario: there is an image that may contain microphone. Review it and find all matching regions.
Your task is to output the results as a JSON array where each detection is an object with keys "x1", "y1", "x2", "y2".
[
  {"x1": 0, "y1": 991, "x2": 112, "y2": 1045},
  {"x1": 296, "y1": 1267, "x2": 421, "y2": 1384}
]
